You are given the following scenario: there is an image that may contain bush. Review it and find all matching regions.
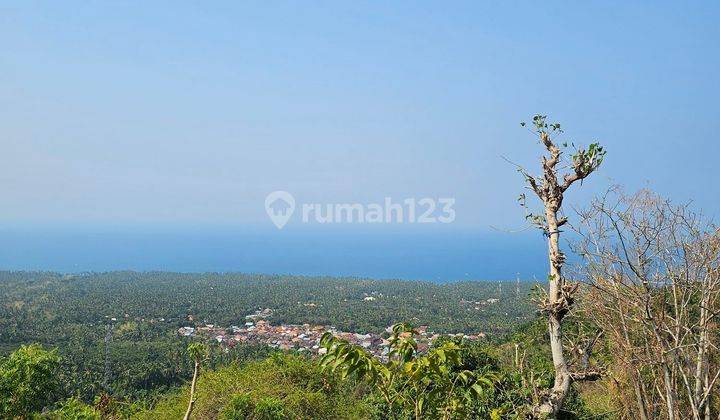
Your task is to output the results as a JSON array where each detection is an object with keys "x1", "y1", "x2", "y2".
[
  {"x1": 46, "y1": 397, "x2": 100, "y2": 420},
  {"x1": 253, "y1": 397, "x2": 286, "y2": 419},
  {"x1": 0, "y1": 344, "x2": 60, "y2": 417},
  {"x1": 137, "y1": 353, "x2": 369, "y2": 419},
  {"x1": 222, "y1": 394, "x2": 253, "y2": 419}
]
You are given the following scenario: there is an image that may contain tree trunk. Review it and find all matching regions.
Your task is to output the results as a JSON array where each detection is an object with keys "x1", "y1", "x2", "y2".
[
  {"x1": 662, "y1": 364, "x2": 676, "y2": 420},
  {"x1": 536, "y1": 206, "x2": 572, "y2": 417},
  {"x1": 183, "y1": 361, "x2": 200, "y2": 420},
  {"x1": 694, "y1": 293, "x2": 709, "y2": 418},
  {"x1": 703, "y1": 367, "x2": 711, "y2": 420},
  {"x1": 632, "y1": 368, "x2": 650, "y2": 420}
]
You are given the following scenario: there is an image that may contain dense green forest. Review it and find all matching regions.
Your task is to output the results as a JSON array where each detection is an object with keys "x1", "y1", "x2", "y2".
[
  {"x1": 0, "y1": 271, "x2": 534, "y2": 407},
  {"x1": 0, "y1": 271, "x2": 534, "y2": 337}
]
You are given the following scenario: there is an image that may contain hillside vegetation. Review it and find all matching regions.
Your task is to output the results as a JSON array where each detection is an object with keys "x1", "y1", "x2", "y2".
[
  {"x1": 136, "y1": 354, "x2": 372, "y2": 420},
  {"x1": 0, "y1": 271, "x2": 534, "y2": 405}
]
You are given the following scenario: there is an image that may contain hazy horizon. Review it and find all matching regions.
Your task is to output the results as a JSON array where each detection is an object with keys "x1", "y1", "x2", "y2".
[
  {"x1": 3, "y1": 1, "x2": 720, "y2": 228},
  {"x1": 0, "y1": 224, "x2": 547, "y2": 282}
]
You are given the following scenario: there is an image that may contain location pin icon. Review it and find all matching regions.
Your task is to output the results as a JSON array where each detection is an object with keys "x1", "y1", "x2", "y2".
[{"x1": 265, "y1": 191, "x2": 295, "y2": 229}]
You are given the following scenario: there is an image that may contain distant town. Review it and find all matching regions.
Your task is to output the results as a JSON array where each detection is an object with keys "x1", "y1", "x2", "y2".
[{"x1": 178, "y1": 308, "x2": 488, "y2": 360}]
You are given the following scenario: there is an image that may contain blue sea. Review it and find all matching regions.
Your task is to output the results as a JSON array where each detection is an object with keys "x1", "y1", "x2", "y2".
[{"x1": 0, "y1": 225, "x2": 548, "y2": 282}]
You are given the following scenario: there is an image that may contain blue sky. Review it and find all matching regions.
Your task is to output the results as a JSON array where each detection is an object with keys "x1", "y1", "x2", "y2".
[{"x1": 2, "y1": 1, "x2": 719, "y2": 228}]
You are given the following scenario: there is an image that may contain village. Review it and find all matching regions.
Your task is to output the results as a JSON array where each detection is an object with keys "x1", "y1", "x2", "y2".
[{"x1": 178, "y1": 308, "x2": 487, "y2": 361}]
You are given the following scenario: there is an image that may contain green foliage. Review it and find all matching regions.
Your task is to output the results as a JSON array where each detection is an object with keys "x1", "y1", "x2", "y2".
[
  {"x1": 45, "y1": 397, "x2": 100, "y2": 420},
  {"x1": 570, "y1": 142, "x2": 605, "y2": 176},
  {"x1": 0, "y1": 271, "x2": 611, "y2": 419},
  {"x1": 253, "y1": 397, "x2": 287, "y2": 419},
  {"x1": 222, "y1": 393, "x2": 253, "y2": 419},
  {"x1": 137, "y1": 353, "x2": 369, "y2": 419},
  {"x1": 138, "y1": 319, "x2": 606, "y2": 419},
  {"x1": 187, "y1": 343, "x2": 208, "y2": 363},
  {"x1": 222, "y1": 394, "x2": 287, "y2": 420},
  {"x1": 0, "y1": 344, "x2": 60, "y2": 418},
  {"x1": 320, "y1": 323, "x2": 496, "y2": 419},
  {"x1": 520, "y1": 114, "x2": 563, "y2": 134},
  {"x1": 0, "y1": 271, "x2": 533, "y2": 401}
]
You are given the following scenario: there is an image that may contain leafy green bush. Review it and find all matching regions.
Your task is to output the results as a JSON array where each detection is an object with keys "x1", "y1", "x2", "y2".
[
  {"x1": 45, "y1": 397, "x2": 100, "y2": 420},
  {"x1": 253, "y1": 397, "x2": 286, "y2": 419},
  {"x1": 222, "y1": 393, "x2": 253, "y2": 419},
  {"x1": 0, "y1": 344, "x2": 60, "y2": 417},
  {"x1": 320, "y1": 323, "x2": 496, "y2": 419},
  {"x1": 137, "y1": 353, "x2": 369, "y2": 419}
]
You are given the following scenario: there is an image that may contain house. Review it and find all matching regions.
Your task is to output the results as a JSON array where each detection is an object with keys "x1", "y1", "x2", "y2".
[{"x1": 178, "y1": 327, "x2": 195, "y2": 337}]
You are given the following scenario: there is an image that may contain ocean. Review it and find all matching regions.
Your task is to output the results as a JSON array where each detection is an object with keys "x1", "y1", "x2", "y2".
[{"x1": 0, "y1": 225, "x2": 548, "y2": 282}]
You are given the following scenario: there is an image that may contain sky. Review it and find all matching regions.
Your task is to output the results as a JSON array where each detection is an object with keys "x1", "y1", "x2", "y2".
[{"x1": 2, "y1": 1, "x2": 719, "y2": 229}]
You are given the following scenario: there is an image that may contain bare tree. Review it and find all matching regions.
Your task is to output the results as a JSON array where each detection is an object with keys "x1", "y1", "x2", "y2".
[
  {"x1": 513, "y1": 115, "x2": 606, "y2": 417},
  {"x1": 573, "y1": 188, "x2": 720, "y2": 420}
]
